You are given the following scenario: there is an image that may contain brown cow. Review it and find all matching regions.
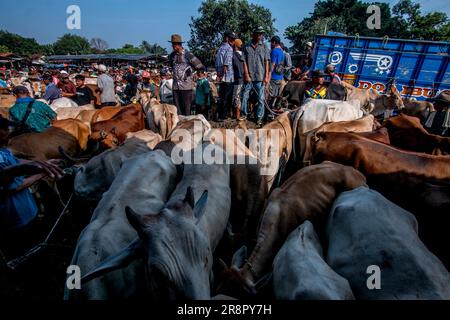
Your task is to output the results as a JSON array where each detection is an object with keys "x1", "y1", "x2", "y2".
[
  {"x1": 90, "y1": 106, "x2": 122, "y2": 123},
  {"x1": 217, "y1": 162, "x2": 367, "y2": 297},
  {"x1": 90, "y1": 104, "x2": 145, "y2": 149},
  {"x1": 311, "y1": 131, "x2": 450, "y2": 268},
  {"x1": 300, "y1": 115, "x2": 379, "y2": 165},
  {"x1": 260, "y1": 112, "x2": 293, "y2": 191},
  {"x1": 384, "y1": 114, "x2": 450, "y2": 155},
  {"x1": 52, "y1": 119, "x2": 90, "y2": 150},
  {"x1": 8, "y1": 127, "x2": 80, "y2": 161},
  {"x1": 313, "y1": 132, "x2": 450, "y2": 181}
]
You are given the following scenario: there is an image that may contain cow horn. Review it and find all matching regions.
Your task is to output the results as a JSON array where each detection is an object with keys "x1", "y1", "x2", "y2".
[
  {"x1": 81, "y1": 239, "x2": 143, "y2": 284},
  {"x1": 231, "y1": 246, "x2": 247, "y2": 269}
]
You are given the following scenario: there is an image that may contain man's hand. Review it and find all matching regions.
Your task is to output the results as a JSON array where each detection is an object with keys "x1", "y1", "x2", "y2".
[
  {"x1": 245, "y1": 74, "x2": 251, "y2": 83},
  {"x1": 263, "y1": 76, "x2": 270, "y2": 85},
  {"x1": 20, "y1": 160, "x2": 64, "y2": 180}
]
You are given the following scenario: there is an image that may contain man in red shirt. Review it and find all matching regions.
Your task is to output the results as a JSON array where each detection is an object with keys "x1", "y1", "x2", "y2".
[{"x1": 58, "y1": 71, "x2": 76, "y2": 98}]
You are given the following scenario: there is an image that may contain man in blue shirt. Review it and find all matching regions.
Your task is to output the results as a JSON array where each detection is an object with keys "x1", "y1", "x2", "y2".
[
  {"x1": 9, "y1": 86, "x2": 56, "y2": 133},
  {"x1": 0, "y1": 116, "x2": 64, "y2": 256},
  {"x1": 42, "y1": 74, "x2": 61, "y2": 104},
  {"x1": 269, "y1": 36, "x2": 285, "y2": 110}
]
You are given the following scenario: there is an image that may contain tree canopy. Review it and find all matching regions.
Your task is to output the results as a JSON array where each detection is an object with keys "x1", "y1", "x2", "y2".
[
  {"x1": 189, "y1": 0, "x2": 276, "y2": 66},
  {"x1": 53, "y1": 34, "x2": 92, "y2": 55},
  {"x1": 0, "y1": 30, "x2": 43, "y2": 55},
  {"x1": 140, "y1": 41, "x2": 167, "y2": 55},
  {"x1": 285, "y1": 0, "x2": 450, "y2": 53}
]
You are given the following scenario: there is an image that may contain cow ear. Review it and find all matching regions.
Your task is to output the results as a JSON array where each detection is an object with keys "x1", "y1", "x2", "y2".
[
  {"x1": 100, "y1": 130, "x2": 107, "y2": 139},
  {"x1": 184, "y1": 186, "x2": 196, "y2": 209},
  {"x1": 193, "y1": 190, "x2": 208, "y2": 223},
  {"x1": 126, "y1": 206, "x2": 147, "y2": 235},
  {"x1": 81, "y1": 238, "x2": 143, "y2": 284},
  {"x1": 231, "y1": 246, "x2": 247, "y2": 268}
]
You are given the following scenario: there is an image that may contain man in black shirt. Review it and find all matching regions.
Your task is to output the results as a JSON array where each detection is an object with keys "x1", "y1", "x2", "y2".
[{"x1": 72, "y1": 75, "x2": 95, "y2": 106}]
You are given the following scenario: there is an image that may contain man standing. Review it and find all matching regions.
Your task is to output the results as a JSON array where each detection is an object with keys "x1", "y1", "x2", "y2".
[
  {"x1": 425, "y1": 91, "x2": 450, "y2": 137},
  {"x1": 281, "y1": 43, "x2": 293, "y2": 82},
  {"x1": 232, "y1": 38, "x2": 245, "y2": 119},
  {"x1": 325, "y1": 64, "x2": 342, "y2": 84},
  {"x1": 168, "y1": 34, "x2": 205, "y2": 116},
  {"x1": 241, "y1": 27, "x2": 270, "y2": 126},
  {"x1": 97, "y1": 64, "x2": 117, "y2": 107},
  {"x1": 216, "y1": 31, "x2": 236, "y2": 120},
  {"x1": 269, "y1": 36, "x2": 285, "y2": 110},
  {"x1": 42, "y1": 74, "x2": 61, "y2": 104},
  {"x1": 9, "y1": 86, "x2": 56, "y2": 133}
]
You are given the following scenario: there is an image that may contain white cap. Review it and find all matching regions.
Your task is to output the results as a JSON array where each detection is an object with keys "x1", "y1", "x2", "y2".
[
  {"x1": 60, "y1": 70, "x2": 69, "y2": 75},
  {"x1": 306, "y1": 42, "x2": 313, "y2": 47},
  {"x1": 97, "y1": 64, "x2": 107, "y2": 72}
]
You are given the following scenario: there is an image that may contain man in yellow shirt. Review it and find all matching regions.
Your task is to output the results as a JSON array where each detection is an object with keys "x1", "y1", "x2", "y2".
[{"x1": 304, "y1": 70, "x2": 327, "y2": 100}]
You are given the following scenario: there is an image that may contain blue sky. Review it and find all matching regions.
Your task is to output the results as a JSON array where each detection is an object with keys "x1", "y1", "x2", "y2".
[{"x1": 0, "y1": 0, "x2": 448, "y2": 51}]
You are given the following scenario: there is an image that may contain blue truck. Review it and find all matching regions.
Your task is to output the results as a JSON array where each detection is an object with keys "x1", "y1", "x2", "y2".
[{"x1": 311, "y1": 34, "x2": 450, "y2": 101}]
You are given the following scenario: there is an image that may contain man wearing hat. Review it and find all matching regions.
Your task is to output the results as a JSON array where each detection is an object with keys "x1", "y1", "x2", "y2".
[
  {"x1": 232, "y1": 38, "x2": 245, "y2": 119},
  {"x1": 97, "y1": 64, "x2": 117, "y2": 107},
  {"x1": 9, "y1": 86, "x2": 56, "y2": 133},
  {"x1": 241, "y1": 26, "x2": 270, "y2": 126},
  {"x1": 216, "y1": 31, "x2": 237, "y2": 120},
  {"x1": 325, "y1": 64, "x2": 341, "y2": 85},
  {"x1": 304, "y1": 70, "x2": 328, "y2": 100},
  {"x1": 168, "y1": 34, "x2": 205, "y2": 116},
  {"x1": 425, "y1": 91, "x2": 450, "y2": 136},
  {"x1": 58, "y1": 71, "x2": 76, "y2": 98}
]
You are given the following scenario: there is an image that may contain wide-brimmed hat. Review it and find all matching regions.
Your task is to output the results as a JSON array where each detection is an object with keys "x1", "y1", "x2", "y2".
[
  {"x1": 311, "y1": 69, "x2": 327, "y2": 78},
  {"x1": 169, "y1": 34, "x2": 184, "y2": 43},
  {"x1": 433, "y1": 91, "x2": 450, "y2": 105}
]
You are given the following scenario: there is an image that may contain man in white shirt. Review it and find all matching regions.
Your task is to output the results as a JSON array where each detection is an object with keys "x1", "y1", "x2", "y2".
[{"x1": 159, "y1": 69, "x2": 173, "y2": 104}]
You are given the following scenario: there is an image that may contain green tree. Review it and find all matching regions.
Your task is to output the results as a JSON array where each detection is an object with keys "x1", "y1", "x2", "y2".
[
  {"x1": 53, "y1": 34, "x2": 92, "y2": 55},
  {"x1": 0, "y1": 30, "x2": 42, "y2": 55},
  {"x1": 0, "y1": 44, "x2": 10, "y2": 53},
  {"x1": 189, "y1": 0, "x2": 276, "y2": 66},
  {"x1": 285, "y1": 0, "x2": 449, "y2": 53},
  {"x1": 140, "y1": 41, "x2": 167, "y2": 55},
  {"x1": 107, "y1": 44, "x2": 145, "y2": 54},
  {"x1": 285, "y1": 16, "x2": 347, "y2": 54},
  {"x1": 392, "y1": 0, "x2": 449, "y2": 40}
]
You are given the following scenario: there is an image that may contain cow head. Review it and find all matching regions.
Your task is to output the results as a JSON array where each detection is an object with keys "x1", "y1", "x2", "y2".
[
  {"x1": 81, "y1": 187, "x2": 212, "y2": 300},
  {"x1": 91, "y1": 129, "x2": 120, "y2": 149},
  {"x1": 385, "y1": 85, "x2": 405, "y2": 110}
]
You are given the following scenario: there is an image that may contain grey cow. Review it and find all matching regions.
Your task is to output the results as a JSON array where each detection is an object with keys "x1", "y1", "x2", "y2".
[
  {"x1": 81, "y1": 143, "x2": 231, "y2": 300},
  {"x1": 65, "y1": 150, "x2": 178, "y2": 299},
  {"x1": 273, "y1": 221, "x2": 355, "y2": 300},
  {"x1": 74, "y1": 138, "x2": 152, "y2": 202},
  {"x1": 326, "y1": 187, "x2": 450, "y2": 300}
]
